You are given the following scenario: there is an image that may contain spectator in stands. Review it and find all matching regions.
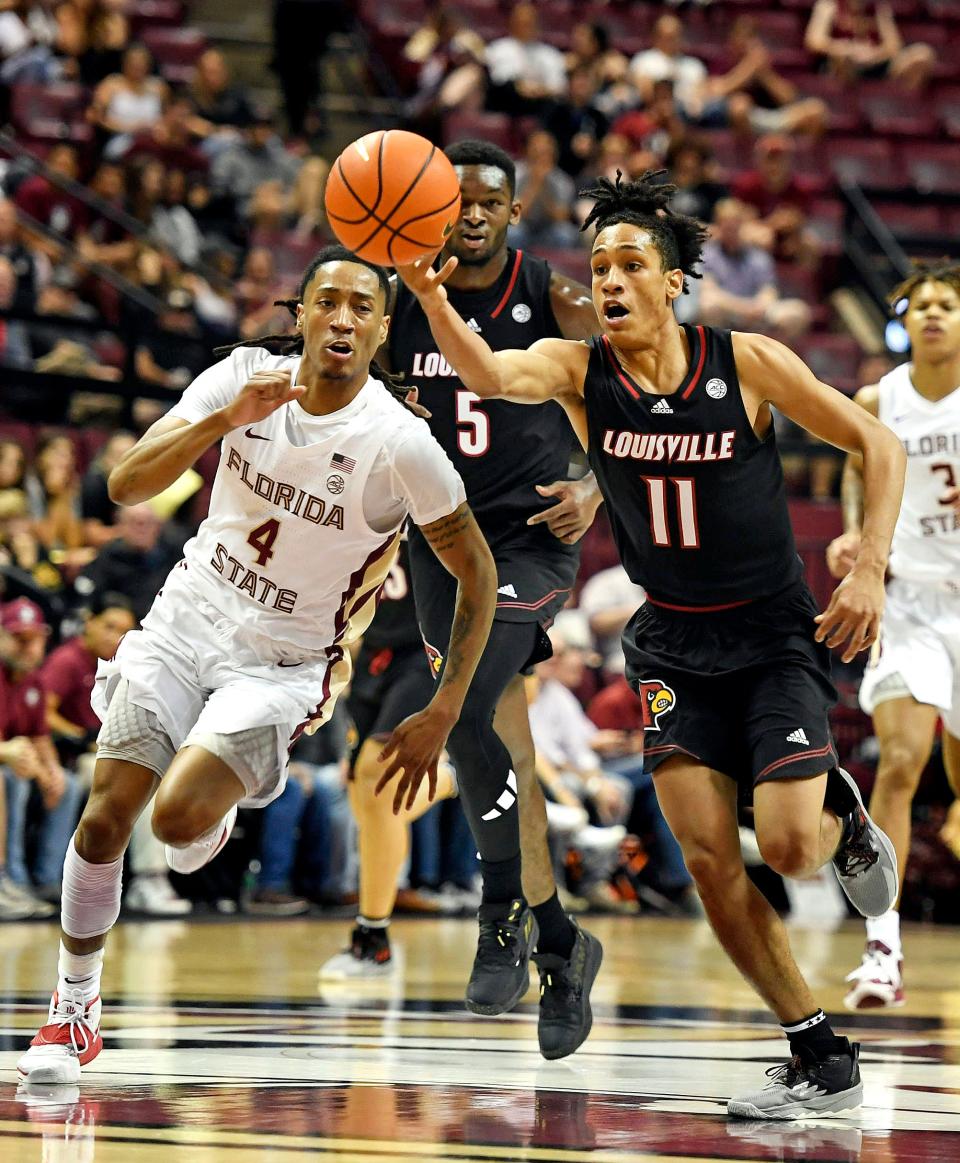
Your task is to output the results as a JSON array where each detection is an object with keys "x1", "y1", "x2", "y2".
[
  {"x1": 609, "y1": 77, "x2": 685, "y2": 165},
  {"x1": 76, "y1": 2, "x2": 131, "y2": 87},
  {"x1": 805, "y1": 0, "x2": 935, "y2": 92},
  {"x1": 666, "y1": 138, "x2": 728, "y2": 222},
  {"x1": 134, "y1": 286, "x2": 209, "y2": 394},
  {"x1": 544, "y1": 66, "x2": 610, "y2": 179},
  {"x1": 485, "y1": 1, "x2": 567, "y2": 118},
  {"x1": 0, "y1": 440, "x2": 27, "y2": 497},
  {"x1": 0, "y1": 0, "x2": 63, "y2": 83},
  {"x1": 30, "y1": 266, "x2": 124, "y2": 385},
  {"x1": 24, "y1": 433, "x2": 85, "y2": 553},
  {"x1": 188, "y1": 47, "x2": 254, "y2": 151},
  {"x1": 13, "y1": 143, "x2": 87, "y2": 249},
  {"x1": 183, "y1": 245, "x2": 239, "y2": 337},
  {"x1": 0, "y1": 197, "x2": 40, "y2": 312},
  {"x1": 1, "y1": 598, "x2": 81, "y2": 907},
  {"x1": 403, "y1": 7, "x2": 486, "y2": 135},
  {"x1": 578, "y1": 563, "x2": 646, "y2": 678},
  {"x1": 700, "y1": 198, "x2": 811, "y2": 338},
  {"x1": 125, "y1": 157, "x2": 203, "y2": 268},
  {"x1": 565, "y1": 21, "x2": 629, "y2": 93},
  {"x1": 123, "y1": 93, "x2": 209, "y2": 176},
  {"x1": 74, "y1": 501, "x2": 183, "y2": 621},
  {"x1": 88, "y1": 41, "x2": 168, "y2": 155},
  {"x1": 733, "y1": 135, "x2": 822, "y2": 269},
  {"x1": 0, "y1": 504, "x2": 66, "y2": 609},
  {"x1": 629, "y1": 15, "x2": 715, "y2": 123},
  {"x1": 0, "y1": 256, "x2": 32, "y2": 370},
  {"x1": 236, "y1": 247, "x2": 289, "y2": 341},
  {"x1": 80, "y1": 431, "x2": 135, "y2": 547},
  {"x1": 510, "y1": 131, "x2": 579, "y2": 249}
]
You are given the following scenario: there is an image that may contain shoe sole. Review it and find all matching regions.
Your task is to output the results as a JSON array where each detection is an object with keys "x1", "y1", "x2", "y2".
[
  {"x1": 465, "y1": 916, "x2": 539, "y2": 1017},
  {"x1": 727, "y1": 1081, "x2": 863, "y2": 1121},
  {"x1": 833, "y1": 770, "x2": 899, "y2": 918},
  {"x1": 843, "y1": 992, "x2": 905, "y2": 1012},
  {"x1": 17, "y1": 1060, "x2": 82, "y2": 1085},
  {"x1": 539, "y1": 932, "x2": 604, "y2": 1061}
]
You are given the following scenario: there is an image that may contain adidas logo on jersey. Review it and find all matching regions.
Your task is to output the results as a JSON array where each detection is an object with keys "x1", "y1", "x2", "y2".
[
  {"x1": 497, "y1": 583, "x2": 518, "y2": 598},
  {"x1": 467, "y1": 318, "x2": 482, "y2": 333},
  {"x1": 650, "y1": 398, "x2": 673, "y2": 415},
  {"x1": 786, "y1": 728, "x2": 810, "y2": 745}
]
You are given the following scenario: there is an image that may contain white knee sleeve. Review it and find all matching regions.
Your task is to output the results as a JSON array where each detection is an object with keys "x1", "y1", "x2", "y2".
[
  {"x1": 97, "y1": 677, "x2": 176, "y2": 778},
  {"x1": 182, "y1": 726, "x2": 280, "y2": 802},
  {"x1": 60, "y1": 835, "x2": 123, "y2": 941}
]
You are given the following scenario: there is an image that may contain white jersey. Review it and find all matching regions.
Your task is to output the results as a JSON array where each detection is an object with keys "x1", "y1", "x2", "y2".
[
  {"x1": 877, "y1": 362, "x2": 960, "y2": 588},
  {"x1": 166, "y1": 346, "x2": 466, "y2": 658}
]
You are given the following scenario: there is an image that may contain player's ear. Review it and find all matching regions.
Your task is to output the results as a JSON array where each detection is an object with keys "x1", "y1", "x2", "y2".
[
  {"x1": 664, "y1": 267, "x2": 684, "y2": 303},
  {"x1": 510, "y1": 199, "x2": 522, "y2": 226},
  {"x1": 378, "y1": 313, "x2": 390, "y2": 345},
  {"x1": 295, "y1": 303, "x2": 304, "y2": 330}
]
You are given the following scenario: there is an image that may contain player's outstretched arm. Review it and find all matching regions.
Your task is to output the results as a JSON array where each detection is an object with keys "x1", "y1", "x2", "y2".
[
  {"x1": 734, "y1": 331, "x2": 905, "y2": 663},
  {"x1": 377, "y1": 501, "x2": 496, "y2": 812},
  {"x1": 109, "y1": 369, "x2": 305, "y2": 505},
  {"x1": 395, "y1": 254, "x2": 586, "y2": 406}
]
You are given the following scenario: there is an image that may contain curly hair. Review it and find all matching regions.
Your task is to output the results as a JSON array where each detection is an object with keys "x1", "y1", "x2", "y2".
[
  {"x1": 889, "y1": 259, "x2": 960, "y2": 312},
  {"x1": 580, "y1": 169, "x2": 710, "y2": 294}
]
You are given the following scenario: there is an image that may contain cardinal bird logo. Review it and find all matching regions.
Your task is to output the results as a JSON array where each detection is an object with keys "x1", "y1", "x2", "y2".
[{"x1": 638, "y1": 680, "x2": 676, "y2": 731}]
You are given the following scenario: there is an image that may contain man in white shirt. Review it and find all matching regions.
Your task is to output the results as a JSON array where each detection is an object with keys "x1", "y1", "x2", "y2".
[
  {"x1": 19, "y1": 244, "x2": 498, "y2": 1086},
  {"x1": 486, "y1": 3, "x2": 567, "y2": 117}
]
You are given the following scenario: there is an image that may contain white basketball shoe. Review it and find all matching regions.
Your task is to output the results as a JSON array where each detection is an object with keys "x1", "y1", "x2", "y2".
[{"x1": 18, "y1": 990, "x2": 103, "y2": 1084}]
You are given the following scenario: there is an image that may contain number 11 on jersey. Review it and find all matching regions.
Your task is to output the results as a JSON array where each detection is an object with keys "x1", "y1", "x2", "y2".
[{"x1": 642, "y1": 476, "x2": 700, "y2": 548}]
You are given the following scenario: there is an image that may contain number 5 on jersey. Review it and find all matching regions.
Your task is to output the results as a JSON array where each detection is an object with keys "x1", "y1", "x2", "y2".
[{"x1": 456, "y1": 389, "x2": 490, "y2": 457}]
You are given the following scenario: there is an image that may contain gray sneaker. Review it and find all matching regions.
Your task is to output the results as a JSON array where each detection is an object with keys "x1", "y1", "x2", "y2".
[
  {"x1": 0, "y1": 873, "x2": 55, "y2": 919},
  {"x1": 728, "y1": 1040, "x2": 863, "y2": 1120},
  {"x1": 831, "y1": 768, "x2": 898, "y2": 918}
]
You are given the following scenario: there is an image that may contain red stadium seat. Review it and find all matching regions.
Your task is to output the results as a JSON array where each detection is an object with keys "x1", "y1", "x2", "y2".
[
  {"x1": 141, "y1": 27, "x2": 206, "y2": 83},
  {"x1": 825, "y1": 137, "x2": 897, "y2": 189},
  {"x1": 793, "y1": 75, "x2": 863, "y2": 134},
  {"x1": 10, "y1": 83, "x2": 86, "y2": 129},
  {"x1": 443, "y1": 111, "x2": 514, "y2": 152},
  {"x1": 874, "y1": 202, "x2": 944, "y2": 236},
  {"x1": 793, "y1": 333, "x2": 862, "y2": 385},
  {"x1": 904, "y1": 143, "x2": 960, "y2": 195},
  {"x1": 128, "y1": 0, "x2": 185, "y2": 34},
  {"x1": 532, "y1": 247, "x2": 589, "y2": 285},
  {"x1": 860, "y1": 90, "x2": 937, "y2": 137}
]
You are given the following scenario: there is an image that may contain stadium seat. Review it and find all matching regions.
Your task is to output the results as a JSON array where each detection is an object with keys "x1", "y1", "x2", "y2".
[
  {"x1": 874, "y1": 202, "x2": 944, "y2": 236},
  {"x1": 443, "y1": 111, "x2": 514, "y2": 152},
  {"x1": 860, "y1": 90, "x2": 937, "y2": 137},
  {"x1": 793, "y1": 333, "x2": 862, "y2": 385},
  {"x1": 10, "y1": 83, "x2": 86, "y2": 129},
  {"x1": 141, "y1": 27, "x2": 207, "y2": 83},
  {"x1": 793, "y1": 75, "x2": 862, "y2": 134},
  {"x1": 825, "y1": 137, "x2": 897, "y2": 190},
  {"x1": 904, "y1": 143, "x2": 960, "y2": 195},
  {"x1": 128, "y1": 0, "x2": 185, "y2": 35},
  {"x1": 532, "y1": 247, "x2": 589, "y2": 285}
]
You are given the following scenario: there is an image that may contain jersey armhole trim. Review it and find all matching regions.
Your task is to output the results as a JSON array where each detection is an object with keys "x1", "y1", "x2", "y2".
[
  {"x1": 600, "y1": 335, "x2": 640, "y2": 400},
  {"x1": 490, "y1": 249, "x2": 524, "y2": 319},
  {"x1": 680, "y1": 325, "x2": 707, "y2": 399}
]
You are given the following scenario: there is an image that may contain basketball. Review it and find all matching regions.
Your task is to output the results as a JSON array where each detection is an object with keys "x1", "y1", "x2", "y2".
[{"x1": 324, "y1": 130, "x2": 461, "y2": 267}]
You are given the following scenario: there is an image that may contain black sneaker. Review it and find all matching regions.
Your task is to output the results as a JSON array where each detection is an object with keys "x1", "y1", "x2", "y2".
[
  {"x1": 727, "y1": 1039, "x2": 863, "y2": 1120},
  {"x1": 465, "y1": 899, "x2": 538, "y2": 1016},
  {"x1": 533, "y1": 919, "x2": 603, "y2": 1060},
  {"x1": 831, "y1": 768, "x2": 898, "y2": 918},
  {"x1": 319, "y1": 925, "x2": 393, "y2": 980}
]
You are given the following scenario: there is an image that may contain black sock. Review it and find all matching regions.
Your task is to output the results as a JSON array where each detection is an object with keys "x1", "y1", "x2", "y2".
[
  {"x1": 782, "y1": 1010, "x2": 849, "y2": 1058},
  {"x1": 479, "y1": 853, "x2": 523, "y2": 905},
  {"x1": 531, "y1": 892, "x2": 576, "y2": 959},
  {"x1": 824, "y1": 769, "x2": 857, "y2": 818}
]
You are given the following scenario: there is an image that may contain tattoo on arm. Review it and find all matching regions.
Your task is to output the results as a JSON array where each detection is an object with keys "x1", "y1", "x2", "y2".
[
  {"x1": 421, "y1": 505, "x2": 472, "y2": 556},
  {"x1": 437, "y1": 583, "x2": 477, "y2": 697}
]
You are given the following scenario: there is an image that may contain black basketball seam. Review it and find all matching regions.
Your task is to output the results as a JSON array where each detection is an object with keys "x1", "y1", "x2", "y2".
[
  {"x1": 386, "y1": 190, "x2": 462, "y2": 264},
  {"x1": 349, "y1": 144, "x2": 442, "y2": 258},
  {"x1": 328, "y1": 158, "x2": 376, "y2": 224}
]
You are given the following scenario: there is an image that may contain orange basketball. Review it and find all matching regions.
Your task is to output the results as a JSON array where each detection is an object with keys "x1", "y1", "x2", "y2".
[{"x1": 324, "y1": 130, "x2": 461, "y2": 267}]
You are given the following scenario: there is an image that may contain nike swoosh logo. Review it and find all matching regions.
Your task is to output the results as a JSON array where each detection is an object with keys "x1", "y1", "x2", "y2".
[
  {"x1": 277, "y1": 659, "x2": 304, "y2": 668},
  {"x1": 245, "y1": 428, "x2": 270, "y2": 441}
]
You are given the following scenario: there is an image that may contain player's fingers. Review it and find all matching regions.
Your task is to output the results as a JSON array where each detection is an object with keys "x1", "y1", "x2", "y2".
[
  {"x1": 393, "y1": 775, "x2": 410, "y2": 815},
  {"x1": 435, "y1": 255, "x2": 458, "y2": 283},
  {"x1": 840, "y1": 616, "x2": 874, "y2": 664},
  {"x1": 427, "y1": 764, "x2": 438, "y2": 804},
  {"x1": 536, "y1": 482, "x2": 565, "y2": 497},
  {"x1": 405, "y1": 769, "x2": 425, "y2": 811}
]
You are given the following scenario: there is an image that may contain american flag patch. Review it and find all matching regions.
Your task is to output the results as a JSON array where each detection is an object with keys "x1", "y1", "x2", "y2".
[{"x1": 330, "y1": 452, "x2": 356, "y2": 474}]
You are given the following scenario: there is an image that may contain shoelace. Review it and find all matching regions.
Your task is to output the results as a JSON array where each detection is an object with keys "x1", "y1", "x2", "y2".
[
  {"x1": 49, "y1": 990, "x2": 95, "y2": 1057},
  {"x1": 538, "y1": 966, "x2": 576, "y2": 1015},
  {"x1": 835, "y1": 811, "x2": 879, "y2": 876},
  {"x1": 764, "y1": 1054, "x2": 806, "y2": 1089},
  {"x1": 475, "y1": 916, "x2": 523, "y2": 967},
  {"x1": 845, "y1": 948, "x2": 897, "y2": 984}
]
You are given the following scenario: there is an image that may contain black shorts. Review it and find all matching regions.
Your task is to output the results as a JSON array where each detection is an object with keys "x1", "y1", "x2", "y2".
[
  {"x1": 624, "y1": 581, "x2": 839, "y2": 790},
  {"x1": 347, "y1": 641, "x2": 434, "y2": 751},
  {"x1": 408, "y1": 521, "x2": 576, "y2": 672}
]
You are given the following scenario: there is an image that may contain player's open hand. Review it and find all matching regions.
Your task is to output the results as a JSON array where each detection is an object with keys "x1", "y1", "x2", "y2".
[
  {"x1": 375, "y1": 703, "x2": 458, "y2": 814},
  {"x1": 221, "y1": 369, "x2": 306, "y2": 429},
  {"x1": 814, "y1": 569, "x2": 885, "y2": 663},
  {"x1": 825, "y1": 530, "x2": 861, "y2": 579},
  {"x1": 527, "y1": 477, "x2": 603, "y2": 544},
  {"x1": 395, "y1": 252, "x2": 458, "y2": 312}
]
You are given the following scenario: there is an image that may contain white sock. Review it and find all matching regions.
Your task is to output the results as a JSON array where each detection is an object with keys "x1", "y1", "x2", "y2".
[
  {"x1": 57, "y1": 943, "x2": 104, "y2": 1005},
  {"x1": 358, "y1": 915, "x2": 389, "y2": 930},
  {"x1": 866, "y1": 909, "x2": 901, "y2": 956}
]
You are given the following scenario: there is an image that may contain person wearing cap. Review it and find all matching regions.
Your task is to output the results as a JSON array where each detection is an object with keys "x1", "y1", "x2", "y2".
[{"x1": 0, "y1": 599, "x2": 82, "y2": 914}]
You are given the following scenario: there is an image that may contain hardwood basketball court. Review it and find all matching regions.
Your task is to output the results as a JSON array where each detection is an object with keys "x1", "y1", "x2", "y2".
[{"x1": 1, "y1": 915, "x2": 958, "y2": 1160}]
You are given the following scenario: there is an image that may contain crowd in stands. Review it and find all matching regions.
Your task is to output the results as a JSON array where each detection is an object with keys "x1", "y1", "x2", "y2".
[{"x1": 1, "y1": 0, "x2": 958, "y2": 926}]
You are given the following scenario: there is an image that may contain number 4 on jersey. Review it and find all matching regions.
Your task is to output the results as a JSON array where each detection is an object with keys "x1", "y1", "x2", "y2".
[{"x1": 247, "y1": 518, "x2": 280, "y2": 566}]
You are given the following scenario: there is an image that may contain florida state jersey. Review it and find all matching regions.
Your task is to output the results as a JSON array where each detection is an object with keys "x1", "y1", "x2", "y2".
[{"x1": 877, "y1": 362, "x2": 960, "y2": 586}]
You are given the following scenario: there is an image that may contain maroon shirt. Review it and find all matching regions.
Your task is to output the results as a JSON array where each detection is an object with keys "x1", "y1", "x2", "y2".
[
  {"x1": 0, "y1": 664, "x2": 48, "y2": 739},
  {"x1": 731, "y1": 171, "x2": 816, "y2": 219},
  {"x1": 587, "y1": 677, "x2": 645, "y2": 733},
  {"x1": 13, "y1": 176, "x2": 89, "y2": 239},
  {"x1": 39, "y1": 637, "x2": 100, "y2": 732}
]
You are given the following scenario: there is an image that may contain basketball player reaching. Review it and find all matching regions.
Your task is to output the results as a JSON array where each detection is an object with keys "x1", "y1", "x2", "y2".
[
  {"x1": 18, "y1": 245, "x2": 499, "y2": 1085},
  {"x1": 397, "y1": 171, "x2": 906, "y2": 1119},
  {"x1": 826, "y1": 262, "x2": 960, "y2": 1011},
  {"x1": 331, "y1": 140, "x2": 605, "y2": 1061}
]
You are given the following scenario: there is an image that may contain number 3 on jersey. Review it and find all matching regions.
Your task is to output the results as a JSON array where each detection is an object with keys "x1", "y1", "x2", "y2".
[
  {"x1": 456, "y1": 390, "x2": 490, "y2": 456},
  {"x1": 642, "y1": 476, "x2": 700, "y2": 548},
  {"x1": 247, "y1": 518, "x2": 280, "y2": 566}
]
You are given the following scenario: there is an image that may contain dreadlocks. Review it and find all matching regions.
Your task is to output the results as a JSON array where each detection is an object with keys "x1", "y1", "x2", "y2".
[
  {"x1": 580, "y1": 170, "x2": 710, "y2": 294},
  {"x1": 889, "y1": 259, "x2": 960, "y2": 312},
  {"x1": 213, "y1": 244, "x2": 407, "y2": 402}
]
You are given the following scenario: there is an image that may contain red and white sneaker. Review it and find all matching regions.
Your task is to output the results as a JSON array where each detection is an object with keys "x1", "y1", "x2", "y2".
[
  {"x1": 844, "y1": 940, "x2": 905, "y2": 1010},
  {"x1": 165, "y1": 804, "x2": 237, "y2": 874},
  {"x1": 17, "y1": 990, "x2": 103, "y2": 1084}
]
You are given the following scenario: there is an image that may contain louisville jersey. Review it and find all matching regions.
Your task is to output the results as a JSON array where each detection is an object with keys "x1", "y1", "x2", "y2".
[
  {"x1": 389, "y1": 248, "x2": 576, "y2": 529},
  {"x1": 360, "y1": 532, "x2": 422, "y2": 653},
  {"x1": 584, "y1": 324, "x2": 803, "y2": 608},
  {"x1": 877, "y1": 362, "x2": 960, "y2": 586},
  {"x1": 168, "y1": 348, "x2": 463, "y2": 657}
]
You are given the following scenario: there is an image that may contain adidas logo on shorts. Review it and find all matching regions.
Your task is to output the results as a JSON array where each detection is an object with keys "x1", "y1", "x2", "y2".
[
  {"x1": 786, "y1": 728, "x2": 810, "y2": 745},
  {"x1": 650, "y1": 398, "x2": 673, "y2": 414}
]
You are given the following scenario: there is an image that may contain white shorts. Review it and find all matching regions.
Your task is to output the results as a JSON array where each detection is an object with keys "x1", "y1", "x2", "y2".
[
  {"x1": 93, "y1": 565, "x2": 352, "y2": 807},
  {"x1": 859, "y1": 578, "x2": 960, "y2": 735}
]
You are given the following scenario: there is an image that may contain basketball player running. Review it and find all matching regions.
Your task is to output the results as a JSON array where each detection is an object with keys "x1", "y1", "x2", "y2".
[
  {"x1": 19, "y1": 245, "x2": 499, "y2": 1085},
  {"x1": 372, "y1": 140, "x2": 605, "y2": 1060},
  {"x1": 826, "y1": 262, "x2": 960, "y2": 1011},
  {"x1": 397, "y1": 171, "x2": 906, "y2": 1119}
]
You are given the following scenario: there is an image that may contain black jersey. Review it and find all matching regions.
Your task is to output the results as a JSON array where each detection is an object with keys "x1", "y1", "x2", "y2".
[
  {"x1": 389, "y1": 249, "x2": 575, "y2": 528},
  {"x1": 584, "y1": 324, "x2": 803, "y2": 609},
  {"x1": 360, "y1": 535, "x2": 422, "y2": 652}
]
